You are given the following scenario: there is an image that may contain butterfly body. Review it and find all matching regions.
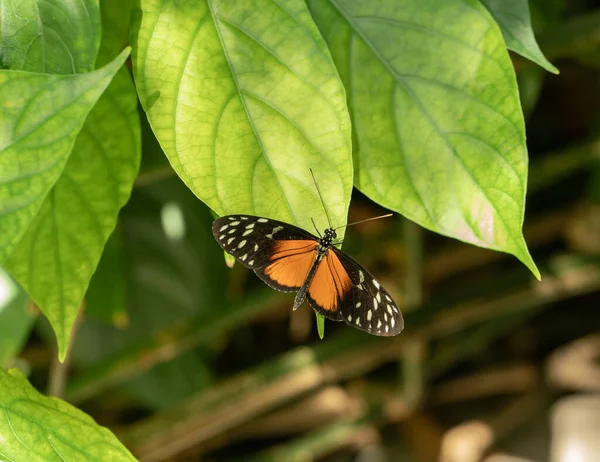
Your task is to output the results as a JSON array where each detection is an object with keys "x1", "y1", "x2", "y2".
[{"x1": 212, "y1": 215, "x2": 403, "y2": 336}]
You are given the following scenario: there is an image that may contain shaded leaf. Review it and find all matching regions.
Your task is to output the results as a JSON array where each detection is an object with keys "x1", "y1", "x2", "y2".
[
  {"x1": 85, "y1": 231, "x2": 128, "y2": 325},
  {"x1": 75, "y1": 178, "x2": 224, "y2": 408},
  {"x1": 481, "y1": 0, "x2": 559, "y2": 74},
  {"x1": 308, "y1": 0, "x2": 540, "y2": 278},
  {"x1": 131, "y1": 0, "x2": 352, "y2": 234},
  {"x1": 0, "y1": 0, "x2": 100, "y2": 73},
  {"x1": 0, "y1": 268, "x2": 35, "y2": 367},
  {"x1": 0, "y1": 368, "x2": 135, "y2": 461}
]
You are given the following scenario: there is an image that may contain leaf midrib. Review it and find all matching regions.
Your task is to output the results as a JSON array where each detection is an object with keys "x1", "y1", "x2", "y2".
[{"x1": 206, "y1": 0, "x2": 296, "y2": 222}]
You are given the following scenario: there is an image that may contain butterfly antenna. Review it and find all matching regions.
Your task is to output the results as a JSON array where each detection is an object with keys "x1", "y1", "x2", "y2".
[
  {"x1": 333, "y1": 213, "x2": 393, "y2": 231},
  {"x1": 309, "y1": 168, "x2": 333, "y2": 229}
]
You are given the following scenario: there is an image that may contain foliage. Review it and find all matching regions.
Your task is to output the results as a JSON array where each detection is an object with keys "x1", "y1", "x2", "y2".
[{"x1": 0, "y1": 0, "x2": 562, "y2": 459}]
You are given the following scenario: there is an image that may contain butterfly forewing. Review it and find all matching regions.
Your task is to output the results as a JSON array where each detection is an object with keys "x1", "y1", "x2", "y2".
[
  {"x1": 333, "y1": 249, "x2": 404, "y2": 336},
  {"x1": 212, "y1": 215, "x2": 318, "y2": 292}
]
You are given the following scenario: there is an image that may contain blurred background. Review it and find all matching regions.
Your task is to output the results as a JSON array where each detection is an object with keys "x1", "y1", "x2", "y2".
[{"x1": 2, "y1": 0, "x2": 600, "y2": 461}]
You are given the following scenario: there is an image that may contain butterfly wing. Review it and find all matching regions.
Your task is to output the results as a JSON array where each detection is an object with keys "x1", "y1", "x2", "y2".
[
  {"x1": 304, "y1": 251, "x2": 349, "y2": 322},
  {"x1": 332, "y1": 248, "x2": 404, "y2": 336},
  {"x1": 212, "y1": 215, "x2": 319, "y2": 292}
]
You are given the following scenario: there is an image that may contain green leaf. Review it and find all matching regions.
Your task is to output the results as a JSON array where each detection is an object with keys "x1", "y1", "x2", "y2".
[
  {"x1": 0, "y1": 368, "x2": 135, "y2": 461},
  {"x1": 0, "y1": 268, "x2": 35, "y2": 368},
  {"x1": 316, "y1": 312, "x2": 325, "y2": 339},
  {"x1": 308, "y1": 0, "x2": 540, "y2": 279},
  {"x1": 3, "y1": 48, "x2": 134, "y2": 360},
  {"x1": 131, "y1": 0, "x2": 353, "y2": 233},
  {"x1": 85, "y1": 231, "x2": 129, "y2": 325},
  {"x1": 0, "y1": 49, "x2": 130, "y2": 264},
  {"x1": 0, "y1": 0, "x2": 100, "y2": 73},
  {"x1": 481, "y1": 0, "x2": 559, "y2": 74}
]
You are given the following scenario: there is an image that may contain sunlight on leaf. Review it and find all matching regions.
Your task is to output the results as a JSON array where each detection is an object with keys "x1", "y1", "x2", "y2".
[
  {"x1": 131, "y1": 0, "x2": 353, "y2": 234},
  {"x1": 308, "y1": 0, "x2": 540, "y2": 279},
  {"x1": 0, "y1": 368, "x2": 136, "y2": 461}
]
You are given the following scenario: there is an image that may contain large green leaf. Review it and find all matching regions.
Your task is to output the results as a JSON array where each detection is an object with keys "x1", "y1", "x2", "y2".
[
  {"x1": 481, "y1": 0, "x2": 558, "y2": 74},
  {"x1": 308, "y1": 0, "x2": 540, "y2": 279},
  {"x1": 131, "y1": 0, "x2": 352, "y2": 233},
  {"x1": 0, "y1": 368, "x2": 135, "y2": 461},
  {"x1": 0, "y1": 0, "x2": 100, "y2": 73},
  {"x1": 0, "y1": 268, "x2": 35, "y2": 368},
  {"x1": 0, "y1": 50, "x2": 130, "y2": 265}
]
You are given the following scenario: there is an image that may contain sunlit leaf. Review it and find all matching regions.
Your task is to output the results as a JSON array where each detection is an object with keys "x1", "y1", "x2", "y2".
[
  {"x1": 481, "y1": 0, "x2": 559, "y2": 74},
  {"x1": 131, "y1": 0, "x2": 353, "y2": 234},
  {"x1": 308, "y1": 0, "x2": 540, "y2": 278},
  {"x1": 0, "y1": 368, "x2": 135, "y2": 461}
]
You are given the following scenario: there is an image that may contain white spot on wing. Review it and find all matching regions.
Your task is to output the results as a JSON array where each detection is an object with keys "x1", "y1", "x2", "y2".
[
  {"x1": 376, "y1": 292, "x2": 381, "y2": 303},
  {"x1": 220, "y1": 224, "x2": 229, "y2": 232},
  {"x1": 227, "y1": 237, "x2": 235, "y2": 245},
  {"x1": 385, "y1": 295, "x2": 392, "y2": 302},
  {"x1": 228, "y1": 228, "x2": 236, "y2": 234},
  {"x1": 219, "y1": 235, "x2": 226, "y2": 241},
  {"x1": 391, "y1": 317, "x2": 396, "y2": 329},
  {"x1": 347, "y1": 315, "x2": 352, "y2": 322},
  {"x1": 254, "y1": 243, "x2": 259, "y2": 252},
  {"x1": 377, "y1": 320, "x2": 382, "y2": 328},
  {"x1": 258, "y1": 218, "x2": 268, "y2": 223},
  {"x1": 367, "y1": 310, "x2": 372, "y2": 321},
  {"x1": 246, "y1": 223, "x2": 255, "y2": 229},
  {"x1": 241, "y1": 217, "x2": 248, "y2": 220},
  {"x1": 373, "y1": 280, "x2": 380, "y2": 289},
  {"x1": 385, "y1": 325, "x2": 389, "y2": 333},
  {"x1": 248, "y1": 260, "x2": 254, "y2": 266},
  {"x1": 243, "y1": 229, "x2": 253, "y2": 236},
  {"x1": 373, "y1": 297, "x2": 378, "y2": 310},
  {"x1": 355, "y1": 318, "x2": 360, "y2": 326},
  {"x1": 355, "y1": 302, "x2": 361, "y2": 308},
  {"x1": 358, "y1": 270, "x2": 365, "y2": 283},
  {"x1": 230, "y1": 221, "x2": 240, "y2": 226},
  {"x1": 240, "y1": 254, "x2": 247, "y2": 261},
  {"x1": 238, "y1": 240, "x2": 247, "y2": 249},
  {"x1": 228, "y1": 217, "x2": 236, "y2": 220},
  {"x1": 267, "y1": 226, "x2": 283, "y2": 239},
  {"x1": 387, "y1": 305, "x2": 393, "y2": 315}
]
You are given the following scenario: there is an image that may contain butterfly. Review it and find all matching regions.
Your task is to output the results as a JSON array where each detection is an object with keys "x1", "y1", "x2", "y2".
[{"x1": 211, "y1": 172, "x2": 404, "y2": 336}]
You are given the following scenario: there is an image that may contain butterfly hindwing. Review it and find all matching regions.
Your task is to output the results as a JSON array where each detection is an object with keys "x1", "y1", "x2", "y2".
[
  {"x1": 333, "y1": 249, "x2": 404, "y2": 336},
  {"x1": 212, "y1": 215, "x2": 318, "y2": 292},
  {"x1": 305, "y1": 251, "x2": 348, "y2": 322}
]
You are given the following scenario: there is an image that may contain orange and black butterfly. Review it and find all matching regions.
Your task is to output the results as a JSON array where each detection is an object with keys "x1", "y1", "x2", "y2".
[{"x1": 212, "y1": 172, "x2": 404, "y2": 336}]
